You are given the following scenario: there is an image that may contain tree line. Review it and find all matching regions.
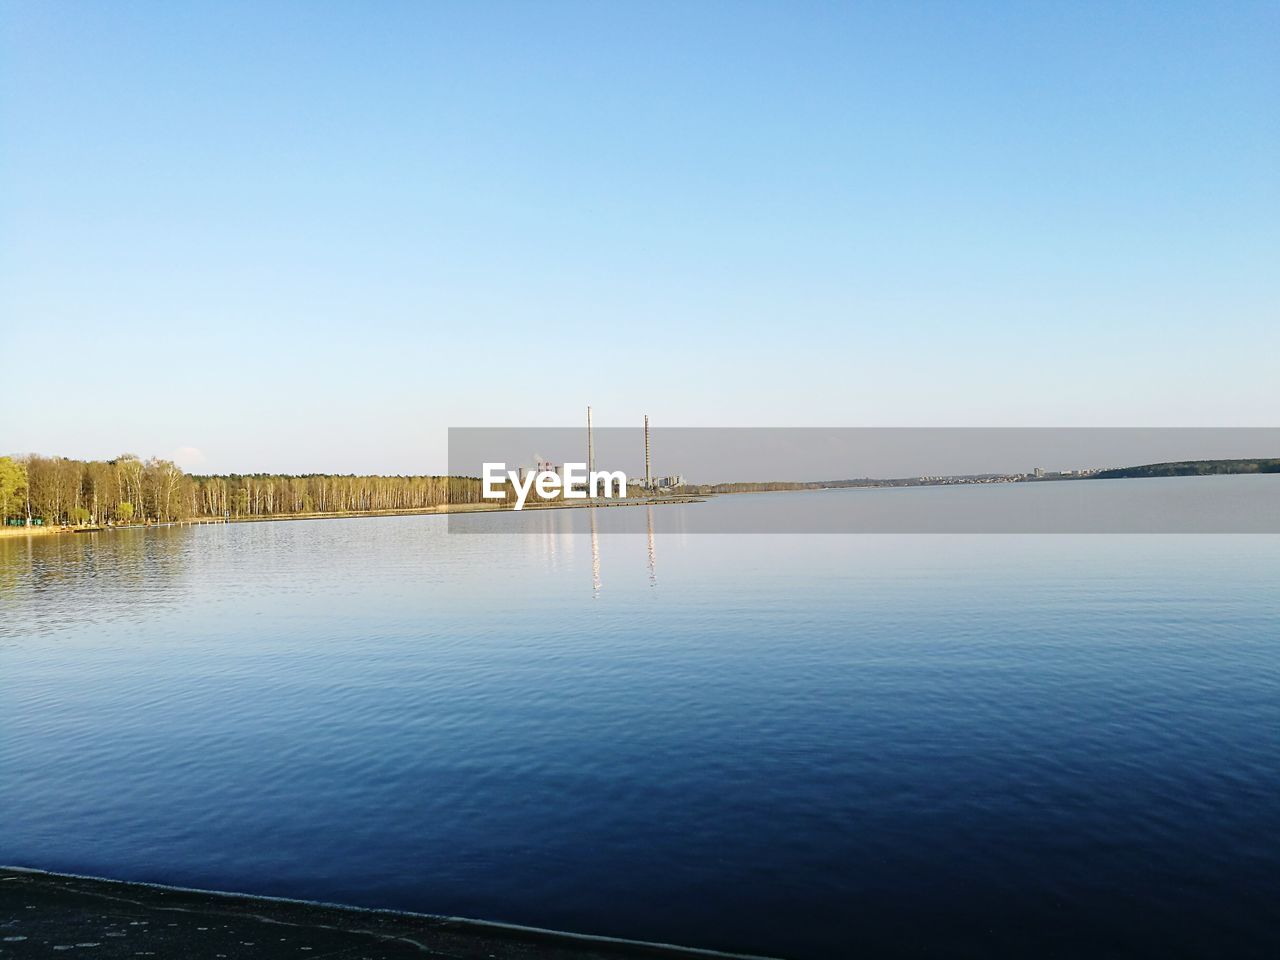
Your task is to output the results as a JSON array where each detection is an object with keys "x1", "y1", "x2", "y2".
[
  {"x1": 0, "y1": 454, "x2": 501, "y2": 526},
  {"x1": 1091, "y1": 458, "x2": 1280, "y2": 480}
]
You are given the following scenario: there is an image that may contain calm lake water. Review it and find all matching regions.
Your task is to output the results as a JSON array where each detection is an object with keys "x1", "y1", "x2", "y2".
[{"x1": 2, "y1": 479, "x2": 1278, "y2": 958}]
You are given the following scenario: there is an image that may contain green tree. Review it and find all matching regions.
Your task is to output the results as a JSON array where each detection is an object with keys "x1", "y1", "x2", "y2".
[
  {"x1": 0, "y1": 456, "x2": 28, "y2": 521},
  {"x1": 117, "y1": 501, "x2": 135, "y2": 522}
]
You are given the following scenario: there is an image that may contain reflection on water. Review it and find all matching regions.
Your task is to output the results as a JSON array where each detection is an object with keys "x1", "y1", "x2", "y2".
[
  {"x1": 0, "y1": 527, "x2": 193, "y2": 640},
  {"x1": 646, "y1": 506, "x2": 657, "y2": 588},
  {"x1": 515, "y1": 506, "x2": 660, "y2": 599},
  {"x1": 590, "y1": 510, "x2": 601, "y2": 598},
  {"x1": 2, "y1": 502, "x2": 1279, "y2": 960}
]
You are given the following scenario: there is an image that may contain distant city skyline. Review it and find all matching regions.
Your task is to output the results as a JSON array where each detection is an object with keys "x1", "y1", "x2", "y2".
[
  {"x1": 450, "y1": 427, "x2": 1280, "y2": 487},
  {"x1": 3, "y1": 1, "x2": 1276, "y2": 474}
]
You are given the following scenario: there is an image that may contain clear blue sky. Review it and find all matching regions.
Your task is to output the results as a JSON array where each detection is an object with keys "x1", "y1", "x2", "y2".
[{"x1": 3, "y1": 1, "x2": 1276, "y2": 474}]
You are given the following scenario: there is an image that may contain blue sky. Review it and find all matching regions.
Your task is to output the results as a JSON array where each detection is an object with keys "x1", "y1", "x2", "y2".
[{"x1": 3, "y1": 1, "x2": 1276, "y2": 474}]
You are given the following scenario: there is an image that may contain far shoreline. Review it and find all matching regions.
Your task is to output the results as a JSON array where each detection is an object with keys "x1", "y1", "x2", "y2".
[{"x1": 5, "y1": 459, "x2": 1275, "y2": 539}]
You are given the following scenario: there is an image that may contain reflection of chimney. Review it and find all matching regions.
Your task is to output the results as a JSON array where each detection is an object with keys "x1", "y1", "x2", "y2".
[
  {"x1": 646, "y1": 505, "x2": 656, "y2": 586},
  {"x1": 644, "y1": 415, "x2": 651, "y2": 489}
]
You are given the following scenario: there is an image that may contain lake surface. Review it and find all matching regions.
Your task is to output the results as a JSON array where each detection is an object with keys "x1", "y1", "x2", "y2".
[{"x1": 3, "y1": 479, "x2": 1278, "y2": 958}]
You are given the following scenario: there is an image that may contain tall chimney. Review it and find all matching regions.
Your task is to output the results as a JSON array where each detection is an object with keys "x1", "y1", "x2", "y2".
[
  {"x1": 587, "y1": 406, "x2": 594, "y2": 475},
  {"x1": 644, "y1": 415, "x2": 651, "y2": 490}
]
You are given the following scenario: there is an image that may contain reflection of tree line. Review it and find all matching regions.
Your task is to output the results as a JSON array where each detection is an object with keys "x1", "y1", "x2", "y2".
[
  {"x1": 0, "y1": 525, "x2": 191, "y2": 618},
  {"x1": 0, "y1": 454, "x2": 501, "y2": 526}
]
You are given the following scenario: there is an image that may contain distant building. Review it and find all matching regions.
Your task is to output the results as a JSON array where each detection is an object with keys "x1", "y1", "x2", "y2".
[
  {"x1": 1033, "y1": 467, "x2": 1045, "y2": 478},
  {"x1": 519, "y1": 459, "x2": 559, "y2": 483},
  {"x1": 634, "y1": 473, "x2": 685, "y2": 491}
]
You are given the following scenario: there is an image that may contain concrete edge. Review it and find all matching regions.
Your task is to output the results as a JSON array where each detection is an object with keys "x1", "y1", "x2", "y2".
[{"x1": 0, "y1": 864, "x2": 783, "y2": 960}]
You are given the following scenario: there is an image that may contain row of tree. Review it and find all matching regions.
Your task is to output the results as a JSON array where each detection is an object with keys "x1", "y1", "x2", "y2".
[
  {"x1": 1092, "y1": 458, "x2": 1280, "y2": 479},
  {"x1": 0, "y1": 455, "x2": 501, "y2": 526}
]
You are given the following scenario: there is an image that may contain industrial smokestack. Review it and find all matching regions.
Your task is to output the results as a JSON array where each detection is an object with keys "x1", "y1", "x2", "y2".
[
  {"x1": 587, "y1": 406, "x2": 594, "y2": 475},
  {"x1": 644, "y1": 415, "x2": 651, "y2": 490}
]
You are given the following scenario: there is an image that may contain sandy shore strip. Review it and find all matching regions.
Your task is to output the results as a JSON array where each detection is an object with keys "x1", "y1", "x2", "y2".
[
  {"x1": 0, "y1": 525, "x2": 66, "y2": 539},
  {"x1": 0, "y1": 866, "x2": 775, "y2": 960},
  {"x1": 0, "y1": 496, "x2": 703, "y2": 539}
]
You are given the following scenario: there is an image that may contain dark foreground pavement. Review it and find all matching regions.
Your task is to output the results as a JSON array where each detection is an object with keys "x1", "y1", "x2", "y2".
[{"x1": 0, "y1": 869, "x2": 776, "y2": 960}]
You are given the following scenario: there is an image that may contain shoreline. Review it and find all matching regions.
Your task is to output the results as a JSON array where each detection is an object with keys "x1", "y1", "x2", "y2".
[
  {"x1": 0, "y1": 525, "x2": 67, "y2": 539},
  {"x1": 0, "y1": 496, "x2": 704, "y2": 539},
  {"x1": 0, "y1": 865, "x2": 776, "y2": 960}
]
